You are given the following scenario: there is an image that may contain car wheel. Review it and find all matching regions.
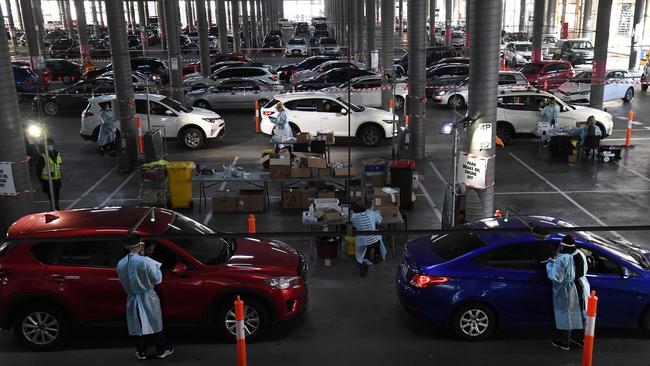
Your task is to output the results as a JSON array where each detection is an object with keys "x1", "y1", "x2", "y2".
[
  {"x1": 396, "y1": 68, "x2": 405, "y2": 78},
  {"x1": 180, "y1": 127, "x2": 205, "y2": 149},
  {"x1": 448, "y1": 95, "x2": 466, "y2": 110},
  {"x1": 596, "y1": 122, "x2": 607, "y2": 138},
  {"x1": 193, "y1": 99, "x2": 211, "y2": 109},
  {"x1": 217, "y1": 296, "x2": 269, "y2": 341},
  {"x1": 496, "y1": 122, "x2": 514, "y2": 144},
  {"x1": 289, "y1": 123, "x2": 300, "y2": 137},
  {"x1": 359, "y1": 125, "x2": 383, "y2": 147},
  {"x1": 394, "y1": 96, "x2": 405, "y2": 111},
  {"x1": 43, "y1": 101, "x2": 60, "y2": 116},
  {"x1": 623, "y1": 87, "x2": 634, "y2": 102},
  {"x1": 14, "y1": 304, "x2": 70, "y2": 351},
  {"x1": 642, "y1": 78, "x2": 648, "y2": 91},
  {"x1": 451, "y1": 303, "x2": 496, "y2": 341}
]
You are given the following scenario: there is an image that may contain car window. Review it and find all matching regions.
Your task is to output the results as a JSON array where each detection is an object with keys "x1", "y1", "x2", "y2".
[
  {"x1": 497, "y1": 95, "x2": 528, "y2": 110},
  {"x1": 150, "y1": 101, "x2": 171, "y2": 116},
  {"x1": 216, "y1": 69, "x2": 235, "y2": 78},
  {"x1": 320, "y1": 99, "x2": 343, "y2": 113},
  {"x1": 578, "y1": 247, "x2": 621, "y2": 275},
  {"x1": 135, "y1": 99, "x2": 149, "y2": 114},
  {"x1": 556, "y1": 64, "x2": 569, "y2": 72},
  {"x1": 498, "y1": 74, "x2": 517, "y2": 85},
  {"x1": 478, "y1": 242, "x2": 555, "y2": 270},
  {"x1": 143, "y1": 242, "x2": 186, "y2": 271},
  {"x1": 165, "y1": 214, "x2": 228, "y2": 266},
  {"x1": 30, "y1": 241, "x2": 124, "y2": 268},
  {"x1": 526, "y1": 96, "x2": 554, "y2": 111},
  {"x1": 545, "y1": 64, "x2": 561, "y2": 73},
  {"x1": 429, "y1": 231, "x2": 486, "y2": 261},
  {"x1": 354, "y1": 80, "x2": 382, "y2": 88},
  {"x1": 284, "y1": 98, "x2": 319, "y2": 111}
]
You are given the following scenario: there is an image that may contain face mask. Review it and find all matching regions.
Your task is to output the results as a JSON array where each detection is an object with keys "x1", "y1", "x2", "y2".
[{"x1": 47, "y1": 145, "x2": 54, "y2": 152}]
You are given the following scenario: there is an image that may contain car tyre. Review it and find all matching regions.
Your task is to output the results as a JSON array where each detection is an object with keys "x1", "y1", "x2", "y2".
[
  {"x1": 496, "y1": 122, "x2": 514, "y2": 144},
  {"x1": 448, "y1": 95, "x2": 466, "y2": 110},
  {"x1": 180, "y1": 127, "x2": 205, "y2": 149},
  {"x1": 451, "y1": 303, "x2": 496, "y2": 341},
  {"x1": 394, "y1": 96, "x2": 405, "y2": 111},
  {"x1": 623, "y1": 87, "x2": 634, "y2": 102},
  {"x1": 359, "y1": 125, "x2": 383, "y2": 147},
  {"x1": 216, "y1": 296, "x2": 269, "y2": 342},
  {"x1": 642, "y1": 79, "x2": 648, "y2": 91},
  {"x1": 43, "y1": 101, "x2": 60, "y2": 116},
  {"x1": 14, "y1": 304, "x2": 70, "y2": 351},
  {"x1": 193, "y1": 99, "x2": 211, "y2": 110}
]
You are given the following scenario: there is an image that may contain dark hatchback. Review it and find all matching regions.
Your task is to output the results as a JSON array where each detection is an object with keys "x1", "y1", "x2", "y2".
[
  {"x1": 276, "y1": 55, "x2": 339, "y2": 82},
  {"x1": 295, "y1": 68, "x2": 376, "y2": 91}
]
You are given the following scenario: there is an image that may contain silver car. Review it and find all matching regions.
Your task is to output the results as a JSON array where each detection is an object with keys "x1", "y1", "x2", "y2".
[
  {"x1": 292, "y1": 60, "x2": 365, "y2": 83},
  {"x1": 285, "y1": 38, "x2": 308, "y2": 57},
  {"x1": 184, "y1": 78, "x2": 284, "y2": 110},
  {"x1": 183, "y1": 66, "x2": 279, "y2": 89}
]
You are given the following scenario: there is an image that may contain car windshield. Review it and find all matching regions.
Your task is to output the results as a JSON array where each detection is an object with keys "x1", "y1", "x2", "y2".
[
  {"x1": 578, "y1": 231, "x2": 649, "y2": 269},
  {"x1": 515, "y1": 44, "x2": 532, "y2": 52},
  {"x1": 430, "y1": 231, "x2": 487, "y2": 261},
  {"x1": 321, "y1": 38, "x2": 337, "y2": 45},
  {"x1": 289, "y1": 39, "x2": 306, "y2": 45},
  {"x1": 161, "y1": 97, "x2": 192, "y2": 113},
  {"x1": 520, "y1": 63, "x2": 543, "y2": 74},
  {"x1": 572, "y1": 71, "x2": 592, "y2": 83},
  {"x1": 542, "y1": 36, "x2": 557, "y2": 44},
  {"x1": 166, "y1": 214, "x2": 231, "y2": 266},
  {"x1": 336, "y1": 97, "x2": 364, "y2": 112},
  {"x1": 571, "y1": 41, "x2": 593, "y2": 50}
]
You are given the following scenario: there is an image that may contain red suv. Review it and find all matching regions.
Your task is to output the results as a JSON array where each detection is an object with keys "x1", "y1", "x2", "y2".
[
  {"x1": 519, "y1": 60, "x2": 574, "y2": 90},
  {"x1": 0, "y1": 207, "x2": 308, "y2": 350}
]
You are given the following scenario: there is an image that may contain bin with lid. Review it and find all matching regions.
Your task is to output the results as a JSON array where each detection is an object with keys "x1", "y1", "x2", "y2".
[
  {"x1": 166, "y1": 161, "x2": 196, "y2": 208},
  {"x1": 389, "y1": 159, "x2": 415, "y2": 210}
]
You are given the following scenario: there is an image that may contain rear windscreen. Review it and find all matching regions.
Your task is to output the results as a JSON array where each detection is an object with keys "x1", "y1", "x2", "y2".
[{"x1": 430, "y1": 232, "x2": 486, "y2": 261}]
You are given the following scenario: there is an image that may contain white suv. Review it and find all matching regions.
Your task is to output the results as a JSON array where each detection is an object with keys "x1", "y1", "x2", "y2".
[
  {"x1": 432, "y1": 71, "x2": 529, "y2": 109},
  {"x1": 80, "y1": 94, "x2": 225, "y2": 149},
  {"x1": 260, "y1": 92, "x2": 396, "y2": 147},
  {"x1": 496, "y1": 89, "x2": 613, "y2": 143}
]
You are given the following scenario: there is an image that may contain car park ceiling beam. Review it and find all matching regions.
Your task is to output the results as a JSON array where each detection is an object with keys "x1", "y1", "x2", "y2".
[
  {"x1": 629, "y1": 0, "x2": 646, "y2": 70},
  {"x1": 232, "y1": 0, "x2": 241, "y2": 53},
  {"x1": 465, "y1": 0, "x2": 501, "y2": 220},
  {"x1": 532, "y1": 0, "x2": 545, "y2": 62},
  {"x1": 380, "y1": 0, "x2": 394, "y2": 110},
  {"x1": 241, "y1": 0, "x2": 250, "y2": 50},
  {"x1": 105, "y1": 0, "x2": 139, "y2": 171},
  {"x1": 366, "y1": 0, "x2": 376, "y2": 69},
  {"x1": 217, "y1": 0, "x2": 228, "y2": 53},
  {"x1": 138, "y1": 0, "x2": 149, "y2": 52},
  {"x1": 589, "y1": 0, "x2": 612, "y2": 110},
  {"x1": 406, "y1": 0, "x2": 426, "y2": 159},
  {"x1": 73, "y1": 0, "x2": 90, "y2": 60},
  {"x1": 0, "y1": 2, "x2": 33, "y2": 234}
]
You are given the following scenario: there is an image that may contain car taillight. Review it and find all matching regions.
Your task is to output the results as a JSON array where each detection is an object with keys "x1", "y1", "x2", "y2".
[
  {"x1": 83, "y1": 111, "x2": 94, "y2": 118},
  {"x1": 262, "y1": 111, "x2": 273, "y2": 116},
  {"x1": 410, "y1": 274, "x2": 449, "y2": 288},
  {"x1": 0, "y1": 268, "x2": 13, "y2": 278},
  {"x1": 269, "y1": 75, "x2": 278, "y2": 81}
]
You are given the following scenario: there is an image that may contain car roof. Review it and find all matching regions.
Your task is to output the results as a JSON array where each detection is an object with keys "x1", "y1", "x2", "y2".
[
  {"x1": 510, "y1": 41, "x2": 532, "y2": 45},
  {"x1": 498, "y1": 88, "x2": 552, "y2": 97},
  {"x1": 273, "y1": 92, "x2": 337, "y2": 101},
  {"x1": 89, "y1": 93, "x2": 165, "y2": 102},
  {"x1": 7, "y1": 207, "x2": 175, "y2": 238},
  {"x1": 468, "y1": 215, "x2": 578, "y2": 247},
  {"x1": 216, "y1": 77, "x2": 264, "y2": 83}
]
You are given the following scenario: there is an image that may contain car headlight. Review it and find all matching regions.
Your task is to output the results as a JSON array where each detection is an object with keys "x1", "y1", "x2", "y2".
[
  {"x1": 265, "y1": 276, "x2": 300, "y2": 289},
  {"x1": 435, "y1": 90, "x2": 447, "y2": 96},
  {"x1": 202, "y1": 117, "x2": 223, "y2": 123}
]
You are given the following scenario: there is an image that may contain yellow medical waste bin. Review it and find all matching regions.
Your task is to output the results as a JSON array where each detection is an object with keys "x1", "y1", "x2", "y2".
[{"x1": 166, "y1": 161, "x2": 196, "y2": 208}]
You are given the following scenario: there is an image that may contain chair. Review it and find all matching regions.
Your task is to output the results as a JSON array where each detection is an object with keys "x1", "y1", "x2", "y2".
[{"x1": 580, "y1": 135, "x2": 601, "y2": 162}]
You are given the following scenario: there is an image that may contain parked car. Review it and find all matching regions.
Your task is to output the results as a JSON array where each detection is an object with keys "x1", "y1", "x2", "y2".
[
  {"x1": 321, "y1": 75, "x2": 408, "y2": 110},
  {"x1": 312, "y1": 16, "x2": 327, "y2": 25},
  {"x1": 504, "y1": 31, "x2": 530, "y2": 42},
  {"x1": 394, "y1": 46, "x2": 460, "y2": 76},
  {"x1": 185, "y1": 78, "x2": 284, "y2": 110},
  {"x1": 81, "y1": 94, "x2": 225, "y2": 149},
  {"x1": 13, "y1": 65, "x2": 44, "y2": 102},
  {"x1": 397, "y1": 215, "x2": 650, "y2": 341},
  {"x1": 275, "y1": 55, "x2": 339, "y2": 82},
  {"x1": 43, "y1": 59, "x2": 82, "y2": 84},
  {"x1": 285, "y1": 38, "x2": 308, "y2": 57},
  {"x1": 318, "y1": 37, "x2": 340, "y2": 56},
  {"x1": 642, "y1": 62, "x2": 649, "y2": 91},
  {"x1": 291, "y1": 60, "x2": 365, "y2": 84},
  {"x1": 88, "y1": 38, "x2": 112, "y2": 58},
  {"x1": 182, "y1": 54, "x2": 254, "y2": 75},
  {"x1": 425, "y1": 63, "x2": 470, "y2": 97},
  {"x1": 541, "y1": 34, "x2": 558, "y2": 60},
  {"x1": 126, "y1": 34, "x2": 142, "y2": 50},
  {"x1": 84, "y1": 57, "x2": 169, "y2": 84},
  {"x1": 295, "y1": 68, "x2": 376, "y2": 91},
  {"x1": 519, "y1": 60, "x2": 574, "y2": 90},
  {"x1": 99, "y1": 70, "x2": 155, "y2": 90},
  {"x1": 450, "y1": 32, "x2": 465, "y2": 49},
  {"x1": 554, "y1": 39, "x2": 594, "y2": 65},
  {"x1": 33, "y1": 78, "x2": 143, "y2": 117},
  {"x1": 281, "y1": 25, "x2": 295, "y2": 37},
  {"x1": 295, "y1": 22, "x2": 310, "y2": 37},
  {"x1": 432, "y1": 71, "x2": 529, "y2": 109},
  {"x1": 495, "y1": 89, "x2": 613, "y2": 143},
  {"x1": 1, "y1": 207, "x2": 308, "y2": 350},
  {"x1": 313, "y1": 29, "x2": 329, "y2": 39},
  {"x1": 262, "y1": 35, "x2": 283, "y2": 51},
  {"x1": 503, "y1": 41, "x2": 533, "y2": 66},
  {"x1": 553, "y1": 69, "x2": 635, "y2": 104},
  {"x1": 184, "y1": 66, "x2": 278, "y2": 89},
  {"x1": 261, "y1": 92, "x2": 396, "y2": 147},
  {"x1": 49, "y1": 38, "x2": 78, "y2": 58}
]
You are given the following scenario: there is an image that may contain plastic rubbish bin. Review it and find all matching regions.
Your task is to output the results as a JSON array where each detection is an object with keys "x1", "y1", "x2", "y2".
[
  {"x1": 316, "y1": 236, "x2": 340, "y2": 259},
  {"x1": 166, "y1": 161, "x2": 196, "y2": 208},
  {"x1": 389, "y1": 159, "x2": 415, "y2": 209}
]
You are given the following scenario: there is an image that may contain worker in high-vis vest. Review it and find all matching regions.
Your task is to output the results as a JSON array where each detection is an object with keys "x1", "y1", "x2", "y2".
[{"x1": 35, "y1": 138, "x2": 62, "y2": 210}]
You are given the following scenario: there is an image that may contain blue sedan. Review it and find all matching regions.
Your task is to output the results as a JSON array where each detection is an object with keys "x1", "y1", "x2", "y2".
[{"x1": 396, "y1": 215, "x2": 650, "y2": 340}]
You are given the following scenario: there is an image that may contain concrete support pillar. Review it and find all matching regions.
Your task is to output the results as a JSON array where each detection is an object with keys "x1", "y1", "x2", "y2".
[
  {"x1": 232, "y1": 0, "x2": 241, "y2": 52},
  {"x1": 429, "y1": 0, "x2": 436, "y2": 46},
  {"x1": 226, "y1": 1, "x2": 231, "y2": 32},
  {"x1": 353, "y1": 0, "x2": 363, "y2": 59},
  {"x1": 465, "y1": 0, "x2": 501, "y2": 221},
  {"x1": 546, "y1": 0, "x2": 555, "y2": 33},
  {"x1": 581, "y1": 0, "x2": 593, "y2": 39},
  {"x1": 241, "y1": 0, "x2": 250, "y2": 49},
  {"x1": 106, "y1": 0, "x2": 138, "y2": 171},
  {"x1": 163, "y1": 0, "x2": 183, "y2": 102},
  {"x1": 20, "y1": 0, "x2": 44, "y2": 74},
  {"x1": 158, "y1": 0, "x2": 166, "y2": 49},
  {"x1": 32, "y1": 0, "x2": 45, "y2": 54},
  {"x1": 381, "y1": 0, "x2": 394, "y2": 110},
  {"x1": 629, "y1": 0, "x2": 646, "y2": 70},
  {"x1": 14, "y1": 0, "x2": 23, "y2": 32},
  {"x1": 186, "y1": 0, "x2": 194, "y2": 31},
  {"x1": 0, "y1": 2, "x2": 32, "y2": 232},
  {"x1": 98, "y1": 0, "x2": 104, "y2": 26},
  {"x1": 519, "y1": 0, "x2": 527, "y2": 32},
  {"x1": 560, "y1": 0, "x2": 567, "y2": 24},
  {"x1": 250, "y1": 0, "x2": 258, "y2": 48},
  {"x1": 130, "y1": 0, "x2": 138, "y2": 34},
  {"x1": 445, "y1": 0, "x2": 451, "y2": 45},
  {"x1": 207, "y1": 0, "x2": 213, "y2": 25},
  {"x1": 5, "y1": 0, "x2": 17, "y2": 48},
  {"x1": 144, "y1": 0, "x2": 150, "y2": 24},
  {"x1": 91, "y1": 0, "x2": 100, "y2": 37},
  {"x1": 196, "y1": 0, "x2": 211, "y2": 77},
  {"x1": 73, "y1": 0, "x2": 89, "y2": 60},
  {"x1": 589, "y1": 0, "x2": 613, "y2": 110},
  {"x1": 137, "y1": 0, "x2": 149, "y2": 53},
  {"x1": 407, "y1": 0, "x2": 426, "y2": 160},
  {"x1": 464, "y1": 0, "x2": 469, "y2": 53},
  {"x1": 64, "y1": 0, "x2": 75, "y2": 38},
  {"x1": 217, "y1": 0, "x2": 228, "y2": 53},
  {"x1": 532, "y1": 0, "x2": 545, "y2": 62},
  {"x1": 366, "y1": 0, "x2": 376, "y2": 68},
  {"x1": 398, "y1": 0, "x2": 403, "y2": 35}
]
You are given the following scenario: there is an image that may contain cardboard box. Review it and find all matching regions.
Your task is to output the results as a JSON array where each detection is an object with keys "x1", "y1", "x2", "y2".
[
  {"x1": 236, "y1": 189, "x2": 265, "y2": 213},
  {"x1": 282, "y1": 189, "x2": 301, "y2": 209},
  {"x1": 317, "y1": 130, "x2": 335, "y2": 143},
  {"x1": 374, "y1": 187, "x2": 400, "y2": 207},
  {"x1": 323, "y1": 211, "x2": 343, "y2": 222},
  {"x1": 291, "y1": 166, "x2": 311, "y2": 178},
  {"x1": 318, "y1": 191, "x2": 336, "y2": 199},
  {"x1": 333, "y1": 167, "x2": 356, "y2": 177},
  {"x1": 296, "y1": 132, "x2": 311, "y2": 143},
  {"x1": 293, "y1": 152, "x2": 327, "y2": 169},
  {"x1": 269, "y1": 155, "x2": 291, "y2": 179},
  {"x1": 368, "y1": 173, "x2": 386, "y2": 187},
  {"x1": 378, "y1": 205, "x2": 400, "y2": 218},
  {"x1": 314, "y1": 168, "x2": 332, "y2": 177},
  {"x1": 300, "y1": 189, "x2": 317, "y2": 209},
  {"x1": 212, "y1": 191, "x2": 238, "y2": 213}
]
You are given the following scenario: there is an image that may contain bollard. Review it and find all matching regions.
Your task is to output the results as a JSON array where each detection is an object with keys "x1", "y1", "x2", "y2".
[
  {"x1": 625, "y1": 110, "x2": 633, "y2": 147},
  {"x1": 405, "y1": 115, "x2": 409, "y2": 127},
  {"x1": 136, "y1": 116, "x2": 143, "y2": 154},
  {"x1": 234, "y1": 296, "x2": 247, "y2": 366},
  {"x1": 389, "y1": 98, "x2": 394, "y2": 113},
  {"x1": 254, "y1": 101, "x2": 261, "y2": 133},
  {"x1": 248, "y1": 214, "x2": 256, "y2": 233},
  {"x1": 493, "y1": 209, "x2": 502, "y2": 218},
  {"x1": 543, "y1": 79, "x2": 548, "y2": 92},
  {"x1": 583, "y1": 291, "x2": 598, "y2": 366}
]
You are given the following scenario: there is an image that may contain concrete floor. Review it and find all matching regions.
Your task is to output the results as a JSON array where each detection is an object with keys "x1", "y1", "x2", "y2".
[{"x1": 4, "y1": 40, "x2": 650, "y2": 364}]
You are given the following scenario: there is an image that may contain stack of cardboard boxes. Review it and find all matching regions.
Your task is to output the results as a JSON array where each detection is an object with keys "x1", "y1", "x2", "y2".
[
  {"x1": 212, "y1": 189, "x2": 265, "y2": 213},
  {"x1": 362, "y1": 158, "x2": 387, "y2": 187},
  {"x1": 373, "y1": 187, "x2": 400, "y2": 219}
]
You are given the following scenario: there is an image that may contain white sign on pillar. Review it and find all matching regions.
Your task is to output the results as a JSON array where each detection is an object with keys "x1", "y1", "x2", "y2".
[
  {"x1": 0, "y1": 162, "x2": 17, "y2": 196},
  {"x1": 457, "y1": 152, "x2": 494, "y2": 190},
  {"x1": 469, "y1": 122, "x2": 493, "y2": 151}
]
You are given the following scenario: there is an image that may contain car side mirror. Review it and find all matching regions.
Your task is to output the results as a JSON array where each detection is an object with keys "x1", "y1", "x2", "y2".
[
  {"x1": 172, "y1": 262, "x2": 188, "y2": 276},
  {"x1": 340, "y1": 108, "x2": 348, "y2": 115},
  {"x1": 621, "y1": 266, "x2": 631, "y2": 280},
  {"x1": 165, "y1": 110, "x2": 174, "y2": 116}
]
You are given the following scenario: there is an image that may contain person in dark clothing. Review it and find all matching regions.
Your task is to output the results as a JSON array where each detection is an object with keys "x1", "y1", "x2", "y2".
[{"x1": 35, "y1": 138, "x2": 62, "y2": 210}]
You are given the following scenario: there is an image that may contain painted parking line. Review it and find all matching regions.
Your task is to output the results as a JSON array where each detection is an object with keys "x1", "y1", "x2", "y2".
[
  {"x1": 494, "y1": 189, "x2": 650, "y2": 195},
  {"x1": 616, "y1": 161, "x2": 650, "y2": 183},
  {"x1": 66, "y1": 165, "x2": 118, "y2": 210},
  {"x1": 204, "y1": 156, "x2": 239, "y2": 225},
  {"x1": 509, "y1": 152, "x2": 629, "y2": 243},
  {"x1": 100, "y1": 171, "x2": 137, "y2": 207},
  {"x1": 605, "y1": 137, "x2": 650, "y2": 142},
  {"x1": 416, "y1": 180, "x2": 442, "y2": 222}
]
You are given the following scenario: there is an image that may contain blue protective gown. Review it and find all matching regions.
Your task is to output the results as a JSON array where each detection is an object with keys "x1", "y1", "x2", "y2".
[
  {"x1": 270, "y1": 110, "x2": 293, "y2": 149},
  {"x1": 97, "y1": 109, "x2": 116, "y2": 147},
  {"x1": 351, "y1": 209, "x2": 387, "y2": 265},
  {"x1": 546, "y1": 253, "x2": 583, "y2": 330},
  {"x1": 116, "y1": 253, "x2": 164, "y2": 336}
]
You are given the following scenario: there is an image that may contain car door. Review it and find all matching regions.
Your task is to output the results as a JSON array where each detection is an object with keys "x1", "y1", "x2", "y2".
[
  {"x1": 151, "y1": 101, "x2": 180, "y2": 137},
  {"x1": 577, "y1": 246, "x2": 640, "y2": 326},
  {"x1": 283, "y1": 98, "x2": 322, "y2": 134},
  {"x1": 473, "y1": 241, "x2": 555, "y2": 324},
  {"x1": 604, "y1": 71, "x2": 624, "y2": 101},
  {"x1": 59, "y1": 83, "x2": 89, "y2": 109},
  {"x1": 351, "y1": 80, "x2": 382, "y2": 107},
  {"x1": 207, "y1": 81, "x2": 239, "y2": 109},
  {"x1": 135, "y1": 99, "x2": 162, "y2": 133},
  {"x1": 497, "y1": 95, "x2": 532, "y2": 132},
  {"x1": 31, "y1": 240, "x2": 126, "y2": 322},
  {"x1": 319, "y1": 98, "x2": 350, "y2": 136}
]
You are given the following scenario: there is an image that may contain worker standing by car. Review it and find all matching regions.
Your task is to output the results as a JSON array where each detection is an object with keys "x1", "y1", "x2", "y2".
[
  {"x1": 546, "y1": 236, "x2": 583, "y2": 351},
  {"x1": 97, "y1": 102, "x2": 117, "y2": 156},
  {"x1": 270, "y1": 102, "x2": 293, "y2": 152},
  {"x1": 541, "y1": 98, "x2": 560, "y2": 127},
  {"x1": 567, "y1": 235, "x2": 590, "y2": 349},
  {"x1": 116, "y1": 238, "x2": 174, "y2": 360},
  {"x1": 351, "y1": 202, "x2": 386, "y2": 277},
  {"x1": 35, "y1": 138, "x2": 62, "y2": 210}
]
